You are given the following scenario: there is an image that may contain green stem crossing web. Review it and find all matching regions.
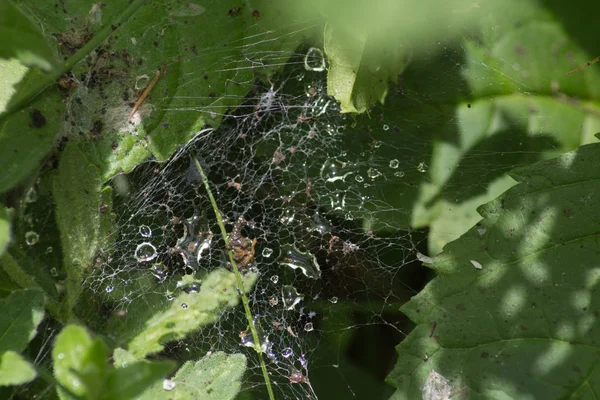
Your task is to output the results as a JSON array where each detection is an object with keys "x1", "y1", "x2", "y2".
[{"x1": 192, "y1": 157, "x2": 276, "y2": 400}]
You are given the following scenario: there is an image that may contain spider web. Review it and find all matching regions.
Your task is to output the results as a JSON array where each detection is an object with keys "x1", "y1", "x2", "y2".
[{"x1": 14, "y1": 6, "x2": 597, "y2": 399}]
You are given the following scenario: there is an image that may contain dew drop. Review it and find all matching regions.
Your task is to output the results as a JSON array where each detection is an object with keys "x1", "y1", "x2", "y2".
[
  {"x1": 304, "y1": 322, "x2": 314, "y2": 332},
  {"x1": 134, "y1": 242, "x2": 157, "y2": 262},
  {"x1": 151, "y1": 264, "x2": 167, "y2": 283},
  {"x1": 25, "y1": 231, "x2": 39, "y2": 246},
  {"x1": 279, "y1": 244, "x2": 321, "y2": 279},
  {"x1": 239, "y1": 320, "x2": 271, "y2": 353},
  {"x1": 394, "y1": 171, "x2": 405, "y2": 178},
  {"x1": 310, "y1": 213, "x2": 331, "y2": 234},
  {"x1": 417, "y1": 162, "x2": 428, "y2": 173},
  {"x1": 355, "y1": 175, "x2": 364, "y2": 183},
  {"x1": 282, "y1": 347, "x2": 293, "y2": 358},
  {"x1": 166, "y1": 294, "x2": 175, "y2": 301},
  {"x1": 330, "y1": 297, "x2": 338, "y2": 304},
  {"x1": 139, "y1": 225, "x2": 152, "y2": 237},
  {"x1": 182, "y1": 283, "x2": 200, "y2": 294},
  {"x1": 45, "y1": 246, "x2": 53, "y2": 254},
  {"x1": 383, "y1": 124, "x2": 390, "y2": 131},
  {"x1": 270, "y1": 275, "x2": 279, "y2": 284},
  {"x1": 367, "y1": 168, "x2": 381, "y2": 179},
  {"x1": 181, "y1": 303, "x2": 189, "y2": 309},
  {"x1": 163, "y1": 379, "x2": 176, "y2": 391},
  {"x1": 262, "y1": 247, "x2": 274, "y2": 258},
  {"x1": 282, "y1": 285, "x2": 304, "y2": 310},
  {"x1": 50, "y1": 267, "x2": 58, "y2": 277},
  {"x1": 304, "y1": 47, "x2": 326, "y2": 72},
  {"x1": 389, "y1": 159, "x2": 399, "y2": 169},
  {"x1": 105, "y1": 285, "x2": 114, "y2": 293},
  {"x1": 477, "y1": 226, "x2": 487, "y2": 236}
]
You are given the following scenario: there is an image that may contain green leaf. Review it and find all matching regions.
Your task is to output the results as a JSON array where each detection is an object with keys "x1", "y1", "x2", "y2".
[
  {"x1": 0, "y1": 205, "x2": 10, "y2": 258},
  {"x1": 53, "y1": 325, "x2": 173, "y2": 400},
  {"x1": 0, "y1": 289, "x2": 44, "y2": 353},
  {"x1": 0, "y1": 351, "x2": 37, "y2": 386},
  {"x1": 53, "y1": 144, "x2": 111, "y2": 315},
  {"x1": 0, "y1": 1, "x2": 59, "y2": 70},
  {"x1": 0, "y1": 59, "x2": 28, "y2": 113},
  {"x1": 412, "y1": 2, "x2": 600, "y2": 252},
  {"x1": 102, "y1": 360, "x2": 174, "y2": 400},
  {"x1": 388, "y1": 141, "x2": 600, "y2": 398},
  {"x1": 127, "y1": 268, "x2": 258, "y2": 359},
  {"x1": 136, "y1": 351, "x2": 246, "y2": 400},
  {"x1": 0, "y1": 71, "x2": 64, "y2": 193},
  {"x1": 324, "y1": 23, "x2": 411, "y2": 114},
  {"x1": 52, "y1": 325, "x2": 101, "y2": 399}
]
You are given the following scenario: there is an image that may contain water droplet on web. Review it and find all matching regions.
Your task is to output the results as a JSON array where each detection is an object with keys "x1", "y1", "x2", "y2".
[
  {"x1": 282, "y1": 347, "x2": 293, "y2": 358},
  {"x1": 50, "y1": 267, "x2": 58, "y2": 277},
  {"x1": 367, "y1": 168, "x2": 381, "y2": 179},
  {"x1": 182, "y1": 283, "x2": 200, "y2": 294},
  {"x1": 151, "y1": 264, "x2": 167, "y2": 283},
  {"x1": 282, "y1": 285, "x2": 304, "y2": 310},
  {"x1": 279, "y1": 244, "x2": 321, "y2": 279},
  {"x1": 373, "y1": 140, "x2": 382, "y2": 148},
  {"x1": 330, "y1": 297, "x2": 338, "y2": 304},
  {"x1": 304, "y1": 322, "x2": 314, "y2": 332},
  {"x1": 25, "y1": 231, "x2": 39, "y2": 246},
  {"x1": 134, "y1": 242, "x2": 157, "y2": 262},
  {"x1": 394, "y1": 171, "x2": 405, "y2": 178},
  {"x1": 310, "y1": 213, "x2": 331, "y2": 234},
  {"x1": 270, "y1": 275, "x2": 279, "y2": 284},
  {"x1": 181, "y1": 303, "x2": 189, "y2": 309},
  {"x1": 25, "y1": 187, "x2": 38, "y2": 203},
  {"x1": 417, "y1": 162, "x2": 428, "y2": 173},
  {"x1": 280, "y1": 209, "x2": 295, "y2": 225},
  {"x1": 304, "y1": 47, "x2": 326, "y2": 72},
  {"x1": 262, "y1": 247, "x2": 274, "y2": 258},
  {"x1": 166, "y1": 293, "x2": 175, "y2": 301},
  {"x1": 105, "y1": 285, "x2": 114, "y2": 293},
  {"x1": 240, "y1": 319, "x2": 271, "y2": 352},
  {"x1": 389, "y1": 159, "x2": 399, "y2": 169},
  {"x1": 163, "y1": 379, "x2": 176, "y2": 391},
  {"x1": 45, "y1": 246, "x2": 53, "y2": 254},
  {"x1": 383, "y1": 124, "x2": 390, "y2": 131},
  {"x1": 355, "y1": 175, "x2": 364, "y2": 183},
  {"x1": 139, "y1": 225, "x2": 152, "y2": 237}
]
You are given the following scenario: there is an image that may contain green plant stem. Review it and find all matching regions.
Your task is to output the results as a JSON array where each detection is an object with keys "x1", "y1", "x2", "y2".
[
  {"x1": 1, "y1": 0, "x2": 147, "y2": 118},
  {"x1": 193, "y1": 158, "x2": 275, "y2": 400}
]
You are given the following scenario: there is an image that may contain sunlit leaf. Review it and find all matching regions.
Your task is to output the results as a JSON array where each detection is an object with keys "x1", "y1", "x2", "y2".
[{"x1": 388, "y1": 141, "x2": 600, "y2": 398}]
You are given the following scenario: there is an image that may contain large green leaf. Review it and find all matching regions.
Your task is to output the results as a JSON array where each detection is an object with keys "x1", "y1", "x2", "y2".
[
  {"x1": 127, "y1": 268, "x2": 258, "y2": 359},
  {"x1": 0, "y1": 289, "x2": 44, "y2": 353},
  {"x1": 0, "y1": 1, "x2": 59, "y2": 70},
  {"x1": 0, "y1": 351, "x2": 37, "y2": 386},
  {"x1": 0, "y1": 71, "x2": 64, "y2": 193},
  {"x1": 388, "y1": 141, "x2": 600, "y2": 398},
  {"x1": 136, "y1": 351, "x2": 246, "y2": 400},
  {"x1": 413, "y1": 1, "x2": 600, "y2": 253},
  {"x1": 53, "y1": 144, "x2": 112, "y2": 315}
]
